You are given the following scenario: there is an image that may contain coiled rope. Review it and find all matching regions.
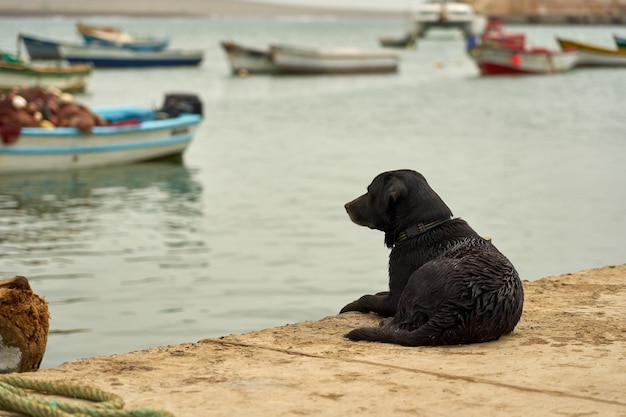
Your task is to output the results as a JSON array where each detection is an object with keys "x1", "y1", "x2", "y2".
[{"x1": 0, "y1": 376, "x2": 175, "y2": 417}]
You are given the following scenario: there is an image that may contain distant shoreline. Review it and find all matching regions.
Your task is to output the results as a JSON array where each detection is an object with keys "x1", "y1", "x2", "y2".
[
  {"x1": 0, "y1": 0, "x2": 403, "y2": 19},
  {"x1": 2, "y1": 11, "x2": 622, "y2": 25},
  {"x1": 0, "y1": 10, "x2": 402, "y2": 18},
  {"x1": 0, "y1": 0, "x2": 621, "y2": 24}
]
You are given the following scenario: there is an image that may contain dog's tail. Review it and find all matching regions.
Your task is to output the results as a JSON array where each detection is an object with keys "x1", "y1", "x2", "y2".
[{"x1": 345, "y1": 326, "x2": 436, "y2": 346}]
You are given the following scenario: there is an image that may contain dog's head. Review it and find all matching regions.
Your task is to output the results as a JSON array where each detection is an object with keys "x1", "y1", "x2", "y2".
[{"x1": 344, "y1": 170, "x2": 453, "y2": 247}]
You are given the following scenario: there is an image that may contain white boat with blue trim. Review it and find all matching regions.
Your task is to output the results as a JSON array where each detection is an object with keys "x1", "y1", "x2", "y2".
[
  {"x1": 19, "y1": 33, "x2": 203, "y2": 67},
  {"x1": 0, "y1": 93, "x2": 203, "y2": 174}
]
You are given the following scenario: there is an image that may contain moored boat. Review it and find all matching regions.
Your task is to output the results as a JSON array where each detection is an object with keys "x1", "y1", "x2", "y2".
[
  {"x1": 58, "y1": 43, "x2": 204, "y2": 68},
  {"x1": 19, "y1": 33, "x2": 63, "y2": 60},
  {"x1": 468, "y1": 32, "x2": 578, "y2": 75},
  {"x1": 0, "y1": 92, "x2": 203, "y2": 174},
  {"x1": 76, "y1": 22, "x2": 169, "y2": 52},
  {"x1": 378, "y1": 32, "x2": 418, "y2": 49},
  {"x1": 411, "y1": 0, "x2": 487, "y2": 38},
  {"x1": 615, "y1": 34, "x2": 626, "y2": 49},
  {"x1": 469, "y1": 45, "x2": 578, "y2": 75},
  {"x1": 270, "y1": 45, "x2": 399, "y2": 75},
  {"x1": 220, "y1": 41, "x2": 277, "y2": 75},
  {"x1": 0, "y1": 52, "x2": 91, "y2": 93},
  {"x1": 556, "y1": 37, "x2": 626, "y2": 67}
]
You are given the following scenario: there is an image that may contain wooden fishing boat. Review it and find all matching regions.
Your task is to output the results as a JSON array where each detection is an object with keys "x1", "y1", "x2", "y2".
[
  {"x1": 220, "y1": 40, "x2": 277, "y2": 74},
  {"x1": 269, "y1": 45, "x2": 399, "y2": 75},
  {"x1": 0, "y1": 52, "x2": 91, "y2": 93},
  {"x1": 76, "y1": 22, "x2": 169, "y2": 52},
  {"x1": 0, "y1": 93, "x2": 203, "y2": 174},
  {"x1": 556, "y1": 37, "x2": 626, "y2": 67},
  {"x1": 468, "y1": 32, "x2": 578, "y2": 75},
  {"x1": 58, "y1": 43, "x2": 204, "y2": 68}
]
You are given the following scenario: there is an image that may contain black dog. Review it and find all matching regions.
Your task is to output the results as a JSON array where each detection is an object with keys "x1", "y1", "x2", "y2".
[{"x1": 340, "y1": 170, "x2": 523, "y2": 346}]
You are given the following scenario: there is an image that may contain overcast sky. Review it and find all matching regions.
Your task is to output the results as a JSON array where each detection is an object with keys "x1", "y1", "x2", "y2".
[{"x1": 251, "y1": 0, "x2": 426, "y2": 11}]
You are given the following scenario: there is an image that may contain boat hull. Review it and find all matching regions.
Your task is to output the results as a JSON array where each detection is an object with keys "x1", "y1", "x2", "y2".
[
  {"x1": 19, "y1": 33, "x2": 62, "y2": 60},
  {"x1": 81, "y1": 33, "x2": 169, "y2": 52},
  {"x1": 0, "y1": 62, "x2": 92, "y2": 93},
  {"x1": 58, "y1": 44, "x2": 203, "y2": 68},
  {"x1": 379, "y1": 33, "x2": 418, "y2": 49},
  {"x1": 0, "y1": 109, "x2": 202, "y2": 174},
  {"x1": 220, "y1": 41, "x2": 276, "y2": 74},
  {"x1": 557, "y1": 38, "x2": 626, "y2": 67},
  {"x1": 469, "y1": 46, "x2": 578, "y2": 75},
  {"x1": 270, "y1": 45, "x2": 399, "y2": 74}
]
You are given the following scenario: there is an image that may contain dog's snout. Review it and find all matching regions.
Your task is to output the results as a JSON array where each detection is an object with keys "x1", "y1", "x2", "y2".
[{"x1": 344, "y1": 199, "x2": 366, "y2": 226}]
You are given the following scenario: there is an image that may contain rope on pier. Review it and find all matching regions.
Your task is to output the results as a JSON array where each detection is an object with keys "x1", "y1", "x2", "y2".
[{"x1": 0, "y1": 375, "x2": 175, "y2": 417}]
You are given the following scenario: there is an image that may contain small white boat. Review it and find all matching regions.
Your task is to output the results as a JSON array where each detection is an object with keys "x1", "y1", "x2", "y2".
[
  {"x1": 220, "y1": 40, "x2": 277, "y2": 75},
  {"x1": 270, "y1": 45, "x2": 399, "y2": 75},
  {"x1": 58, "y1": 44, "x2": 204, "y2": 68},
  {"x1": 0, "y1": 93, "x2": 203, "y2": 174}
]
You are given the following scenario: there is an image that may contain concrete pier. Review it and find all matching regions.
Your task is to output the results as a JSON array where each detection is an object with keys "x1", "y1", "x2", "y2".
[{"x1": 1, "y1": 264, "x2": 624, "y2": 417}]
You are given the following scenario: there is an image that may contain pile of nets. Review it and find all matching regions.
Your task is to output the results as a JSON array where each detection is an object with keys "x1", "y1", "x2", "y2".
[{"x1": 0, "y1": 86, "x2": 107, "y2": 134}]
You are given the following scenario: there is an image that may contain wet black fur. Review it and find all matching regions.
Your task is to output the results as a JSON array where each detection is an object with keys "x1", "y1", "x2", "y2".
[{"x1": 340, "y1": 170, "x2": 524, "y2": 346}]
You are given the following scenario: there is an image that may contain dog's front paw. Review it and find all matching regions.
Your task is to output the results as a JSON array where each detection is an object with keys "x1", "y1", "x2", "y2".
[
  {"x1": 340, "y1": 300, "x2": 365, "y2": 314},
  {"x1": 340, "y1": 293, "x2": 394, "y2": 315}
]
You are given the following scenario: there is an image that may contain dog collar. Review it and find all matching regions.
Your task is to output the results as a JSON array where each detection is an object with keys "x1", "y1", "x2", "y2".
[{"x1": 394, "y1": 217, "x2": 453, "y2": 244}]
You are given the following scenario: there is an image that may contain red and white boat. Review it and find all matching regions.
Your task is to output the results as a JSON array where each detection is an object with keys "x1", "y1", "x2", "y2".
[{"x1": 467, "y1": 31, "x2": 578, "y2": 76}]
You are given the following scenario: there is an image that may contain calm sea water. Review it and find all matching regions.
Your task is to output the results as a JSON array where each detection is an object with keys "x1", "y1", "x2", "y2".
[{"x1": 0, "y1": 16, "x2": 624, "y2": 368}]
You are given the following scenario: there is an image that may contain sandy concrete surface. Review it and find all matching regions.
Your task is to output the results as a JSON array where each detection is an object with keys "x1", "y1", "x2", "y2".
[
  {"x1": 1, "y1": 264, "x2": 624, "y2": 417},
  {"x1": 0, "y1": 0, "x2": 400, "y2": 18}
]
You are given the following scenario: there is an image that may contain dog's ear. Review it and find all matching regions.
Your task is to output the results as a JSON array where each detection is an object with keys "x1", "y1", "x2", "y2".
[{"x1": 385, "y1": 176, "x2": 407, "y2": 206}]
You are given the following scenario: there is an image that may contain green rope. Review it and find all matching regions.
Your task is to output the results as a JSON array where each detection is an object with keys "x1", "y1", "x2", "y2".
[{"x1": 0, "y1": 376, "x2": 175, "y2": 417}]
